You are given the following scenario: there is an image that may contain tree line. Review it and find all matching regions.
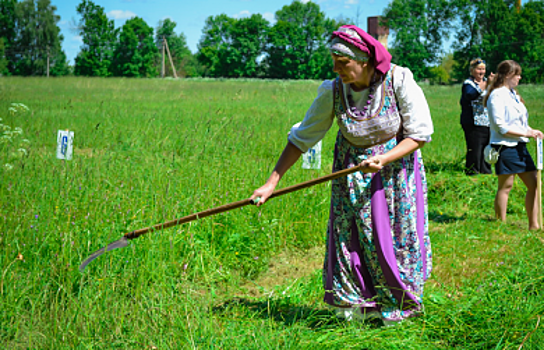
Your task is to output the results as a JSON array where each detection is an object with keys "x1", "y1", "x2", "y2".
[{"x1": 1, "y1": 0, "x2": 543, "y2": 83}]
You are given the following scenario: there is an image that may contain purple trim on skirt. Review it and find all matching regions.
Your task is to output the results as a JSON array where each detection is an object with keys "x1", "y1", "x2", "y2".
[
  {"x1": 324, "y1": 201, "x2": 336, "y2": 305},
  {"x1": 349, "y1": 218, "x2": 378, "y2": 299},
  {"x1": 370, "y1": 172, "x2": 420, "y2": 309},
  {"x1": 324, "y1": 140, "x2": 341, "y2": 305}
]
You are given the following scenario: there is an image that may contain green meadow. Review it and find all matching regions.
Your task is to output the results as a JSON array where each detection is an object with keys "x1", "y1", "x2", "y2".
[{"x1": 1, "y1": 77, "x2": 544, "y2": 349}]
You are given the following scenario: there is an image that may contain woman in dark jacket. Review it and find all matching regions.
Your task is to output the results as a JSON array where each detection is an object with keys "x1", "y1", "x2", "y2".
[{"x1": 460, "y1": 58, "x2": 494, "y2": 175}]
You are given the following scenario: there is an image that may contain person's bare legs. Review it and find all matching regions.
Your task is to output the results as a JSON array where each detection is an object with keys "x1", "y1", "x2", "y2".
[
  {"x1": 518, "y1": 170, "x2": 539, "y2": 230},
  {"x1": 495, "y1": 174, "x2": 515, "y2": 221}
]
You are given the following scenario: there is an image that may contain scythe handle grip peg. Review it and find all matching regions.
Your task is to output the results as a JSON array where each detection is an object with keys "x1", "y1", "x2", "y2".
[{"x1": 125, "y1": 229, "x2": 145, "y2": 240}]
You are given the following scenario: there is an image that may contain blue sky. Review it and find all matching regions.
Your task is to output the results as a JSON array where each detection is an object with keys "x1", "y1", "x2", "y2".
[{"x1": 53, "y1": 0, "x2": 388, "y2": 64}]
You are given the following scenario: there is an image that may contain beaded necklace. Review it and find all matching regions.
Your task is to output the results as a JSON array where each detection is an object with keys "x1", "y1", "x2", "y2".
[
  {"x1": 344, "y1": 73, "x2": 383, "y2": 120},
  {"x1": 345, "y1": 84, "x2": 376, "y2": 120}
]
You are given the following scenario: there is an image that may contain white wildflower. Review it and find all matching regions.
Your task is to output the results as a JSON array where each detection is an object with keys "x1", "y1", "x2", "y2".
[
  {"x1": 4, "y1": 164, "x2": 13, "y2": 170},
  {"x1": 8, "y1": 107, "x2": 17, "y2": 115},
  {"x1": 21, "y1": 139, "x2": 30, "y2": 144},
  {"x1": 17, "y1": 148, "x2": 27, "y2": 155},
  {"x1": 13, "y1": 127, "x2": 23, "y2": 135},
  {"x1": 11, "y1": 103, "x2": 29, "y2": 111}
]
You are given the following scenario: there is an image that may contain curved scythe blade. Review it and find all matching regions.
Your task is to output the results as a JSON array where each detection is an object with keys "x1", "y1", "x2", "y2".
[{"x1": 79, "y1": 237, "x2": 129, "y2": 272}]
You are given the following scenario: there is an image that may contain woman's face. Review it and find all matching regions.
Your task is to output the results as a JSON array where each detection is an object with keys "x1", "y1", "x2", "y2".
[
  {"x1": 505, "y1": 72, "x2": 522, "y2": 89},
  {"x1": 471, "y1": 65, "x2": 486, "y2": 81},
  {"x1": 332, "y1": 54, "x2": 368, "y2": 88}
]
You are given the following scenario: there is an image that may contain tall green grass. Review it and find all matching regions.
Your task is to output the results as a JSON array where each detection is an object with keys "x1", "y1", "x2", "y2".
[{"x1": 1, "y1": 77, "x2": 543, "y2": 349}]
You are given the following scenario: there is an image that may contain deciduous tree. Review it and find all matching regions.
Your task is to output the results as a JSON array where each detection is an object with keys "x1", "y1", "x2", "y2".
[
  {"x1": 11, "y1": 0, "x2": 68, "y2": 76},
  {"x1": 266, "y1": 1, "x2": 335, "y2": 79},
  {"x1": 384, "y1": 0, "x2": 456, "y2": 80},
  {"x1": 0, "y1": 0, "x2": 17, "y2": 74},
  {"x1": 112, "y1": 17, "x2": 158, "y2": 77},
  {"x1": 74, "y1": 0, "x2": 117, "y2": 77},
  {"x1": 197, "y1": 13, "x2": 268, "y2": 78},
  {"x1": 452, "y1": 0, "x2": 544, "y2": 83}
]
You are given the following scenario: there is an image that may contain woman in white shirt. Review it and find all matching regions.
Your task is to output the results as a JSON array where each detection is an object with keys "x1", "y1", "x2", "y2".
[
  {"x1": 485, "y1": 60, "x2": 543, "y2": 230},
  {"x1": 250, "y1": 25, "x2": 433, "y2": 325}
]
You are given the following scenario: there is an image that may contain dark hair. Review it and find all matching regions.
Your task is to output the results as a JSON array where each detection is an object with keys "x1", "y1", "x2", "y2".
[{"x1": 484, "y1": 60, "x2": 523, "y2": 106}]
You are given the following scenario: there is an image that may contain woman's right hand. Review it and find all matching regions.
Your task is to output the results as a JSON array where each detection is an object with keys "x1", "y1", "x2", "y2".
[
  {"x1": 250, "y1": 182, "x2": 276, "y2": 207},
  {"x1": 527, "y1": 129, "x2": 544, "y2": 139}
]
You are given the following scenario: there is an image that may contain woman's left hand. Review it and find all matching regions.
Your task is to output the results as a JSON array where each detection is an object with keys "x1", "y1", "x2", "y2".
[{"x1": 361, "y1": 155, "x2": 386, "y2": 173}]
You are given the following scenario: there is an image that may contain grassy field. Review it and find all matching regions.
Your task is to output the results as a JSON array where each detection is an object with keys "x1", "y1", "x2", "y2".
[{"x1": 1, "y1": 77, "x2": 544, "y2": 349}]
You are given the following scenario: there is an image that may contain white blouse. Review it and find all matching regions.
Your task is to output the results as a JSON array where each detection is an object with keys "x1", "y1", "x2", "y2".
[
  {"x1": 488, "y1": 86, "x2": 530, "y2": 147},
  {"x1": 288, "y1": 66, "x2": 434, "y2": 153}
]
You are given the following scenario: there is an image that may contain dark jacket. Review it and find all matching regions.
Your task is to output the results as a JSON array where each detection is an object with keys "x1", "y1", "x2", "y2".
[{"x1": 460, "y1": 77, "x2": 485, "y2": 125}]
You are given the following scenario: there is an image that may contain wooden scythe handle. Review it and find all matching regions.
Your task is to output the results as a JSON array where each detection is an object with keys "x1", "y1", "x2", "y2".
[{"x1": 124, "y1": 163, "x2": 366, "y2": 240}]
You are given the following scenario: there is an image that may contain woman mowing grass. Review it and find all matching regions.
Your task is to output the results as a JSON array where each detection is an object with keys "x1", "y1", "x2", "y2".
[
  {"x1": 251, "y1": 25, "x2": 434, "y2": 326},
  {"x1": 484, "y1": 60, "x2": 543, "y2": 230}
]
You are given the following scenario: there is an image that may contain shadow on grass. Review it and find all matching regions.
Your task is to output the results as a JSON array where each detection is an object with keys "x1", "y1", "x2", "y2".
[
  {"x1": 429, "y1": 210, "x2": 466, "y2": 223},
  {"x1": 213, "y1": 297, "x2": 383, "y2": 331}
]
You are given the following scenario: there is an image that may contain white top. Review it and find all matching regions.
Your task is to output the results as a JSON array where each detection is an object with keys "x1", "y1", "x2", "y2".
[
  {"x1": 288, "y1": 66, "x2": 434, "y2": 152},
  {"x1": 488, "y1": 86, "x2": 529, "y2": 147}
]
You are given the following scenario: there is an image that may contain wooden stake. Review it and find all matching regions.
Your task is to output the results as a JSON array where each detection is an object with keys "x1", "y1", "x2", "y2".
[
  {"x1": 536, "y1": 138, "x2": 543, "y2": 228},
  {"x1": 164, "y1": 36, "x2": 178, "y2": 78}
]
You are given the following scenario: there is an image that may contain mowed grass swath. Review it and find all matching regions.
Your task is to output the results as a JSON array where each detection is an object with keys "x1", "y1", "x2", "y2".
[{"x1": 1, "y1": 77, "x2": 544, "y2": 349}]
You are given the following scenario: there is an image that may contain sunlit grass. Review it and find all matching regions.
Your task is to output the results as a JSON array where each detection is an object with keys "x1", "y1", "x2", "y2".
[{"x1": 0, "y1": 77, "x2": 543, "y2": 349}]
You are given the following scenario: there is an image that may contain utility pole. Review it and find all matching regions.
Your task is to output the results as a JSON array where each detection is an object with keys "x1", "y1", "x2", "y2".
[
  {"x1": 164, "y1": 36, "x2": 178, "y2": 79},
  {"x1": 161, "y1": 36, "x2": 165, "y2": 78}
]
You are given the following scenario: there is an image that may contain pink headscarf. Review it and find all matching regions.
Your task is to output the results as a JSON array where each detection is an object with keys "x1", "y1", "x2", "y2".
[{"x1": 330, "y1": 25, "x2": 392, "y2": 75}]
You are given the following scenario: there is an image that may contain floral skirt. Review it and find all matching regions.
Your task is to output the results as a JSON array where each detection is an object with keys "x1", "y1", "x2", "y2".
[{"x1": 323, "y1": 132, "x2": 432, "y2": 321}]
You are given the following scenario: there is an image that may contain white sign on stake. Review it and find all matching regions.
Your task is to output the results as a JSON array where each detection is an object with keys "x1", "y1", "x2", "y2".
[
  {"x1": 302, "y1": 140, "x2": 322, "y2": 170},
  {"x1": 537, "y1": 137, "x2": 543, "y2": 170},
  {"x1": 56, "y1": 130, "x2": 74, "y2": 160},
  {"x1": 289, "y1": 122, "x2": 322, "y2": 170}
]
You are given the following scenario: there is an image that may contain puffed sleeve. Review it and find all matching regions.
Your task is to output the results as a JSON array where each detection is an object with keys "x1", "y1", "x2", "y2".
[
  {"x1": 487, "y1": 90, "x2": 509, "y2": 135},
  {"x1": 288, "y1": 80, "x2": 335, "y2": 153},
  {"x1": 393, "y1": 67, "x2": 434, "y2": 142}
]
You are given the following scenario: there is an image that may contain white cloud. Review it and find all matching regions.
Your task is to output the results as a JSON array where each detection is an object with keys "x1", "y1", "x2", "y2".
[
  {"x1": 233, "y1": 10, "x2": 251, "y2": 19},
  {"x1": 72, "y1": 35, "x2": 83, "y2": 43},
  {"x1": 107, "y1": 10, "x2": 137, "y2": 20},
  {"x1": 300, "y1": 0, "x2": 311, "y2": 3},
  {"x1": 263, "y1": 12, "x2": 275, "y2": 23}
]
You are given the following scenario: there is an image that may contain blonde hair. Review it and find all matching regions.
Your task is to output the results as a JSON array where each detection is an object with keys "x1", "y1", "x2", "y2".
[
  {"x1": 484, "y1": 60, "x2": 523, "y2": 106},
  {"x1": 469, "y1": 58, "x2": 486, "y2": 73}
]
